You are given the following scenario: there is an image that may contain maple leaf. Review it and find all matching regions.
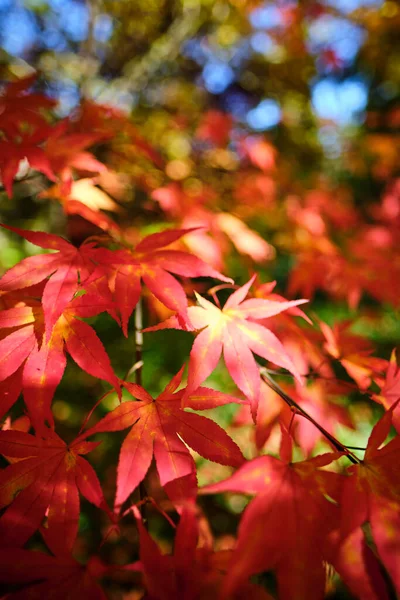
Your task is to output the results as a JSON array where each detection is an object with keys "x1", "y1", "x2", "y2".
[
  {"x1": 40, "y1": 178, "x2": 122, "y2": 235},
  {"x1": 71, "y1": 100, "x2": 125, "y2": 136},
  {"x1": 327, "y1": 528, "x2": 390, "y2": 600},
  {"x1": 0, "y1": 548, "x2": 107, "y2": 599},
  {"x1": 105, "y1": 227, "x2": 232, "y2": 336},
  {"x1": 201, "y1": 430, "x2": 342, "y2": 600},
  {"x1": 181, "y1": 209, "x2": 276, "y2": 270},
  {"x1": 151, "y1": 182, "x2": 274, "y2": 269},
  {"x1": 254, "y1": 279, "x2": 312, "y2": 324},
  {"x1": 215, "y1": 212, "x2": 275, "y2": 263},
  {"x1": 1, "y1": 412, "x2": 31, "y2": 435},
  {"x1": 320, "y1": 320, "x2": 387, "y2": 390},
  {"x1": 151, "y1": 182, "x2": 213, "y2": 220},
  {"x1": 0, "y1": 126, "x2": 56, "y2": 197},
  {"x1": 42, "y1": 178, "x2": 121, "y2": 212},
  {"x1": 0, "y1": 77, "x2": 57, "y2": 196},
  {"x1": 374, "y1": 350, "x2": 400, "y2": 432},
  {"x1": 0, "y1": 301, "x2": 41, "y2": 388},
  {"x1": 288, "y1": 244, "x2": 336, "y2": 302},
  {"x1": 152, "y1": 183, "x2": 275, "y2": 269},
  {"x1": 0, "y1": 74, "x2": 56, "y2": 138},
  {"x1": 42, "y1": 120, "x2": 109, "y2": 187},
  {"x1": 340, "y1": 404, "x2": 400, "y2": 596},
  {"x1": 233, "y1": 380, "x2": 282, "y2": 450},
  {"x1": 132, "y1": 504, "x2": 273, "y2": 600},
  {"x1": 287, "y1": 228, "x2": 377, "y2": 309},
  {"x1": 79, "y1": 369, "x2": 246, "y2": 506},
  {"x1": 0, "y1": 224, "x2": 111, "y2": 334},
  {"x1": 0, "y1": 429, "x2": 110, "y2": 552},
  {"x1": 250, "y1": 281, "x2": 338, "y2": 393},
  {"x1": 72, "y1": 100, "x2": 164, "y2": 167},
  {"x1": 0, "y1": 276, "x2": 120, "y2": 431},
  {"x1": 145, "y1": 276, "x2": 307, "y2": 417}
]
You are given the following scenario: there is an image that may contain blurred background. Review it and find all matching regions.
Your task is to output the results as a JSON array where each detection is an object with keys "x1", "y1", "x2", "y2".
[
  {"x1": 0, "y1": 0, "x2": 398, "y2": 152},
  {"x1": 1, "y1": 0, "x2": 399, "y2": 288},
  {"x1": 1, "y1": 0, "x2": 399, "y2": 341}
]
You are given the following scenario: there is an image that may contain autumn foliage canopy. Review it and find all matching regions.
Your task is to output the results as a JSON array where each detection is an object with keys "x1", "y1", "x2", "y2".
[{"x1": 0, "y1": 3, "x2": 400, "y2": 598}]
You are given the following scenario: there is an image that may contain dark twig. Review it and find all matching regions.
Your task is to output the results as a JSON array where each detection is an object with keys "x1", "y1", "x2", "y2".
[
  {"x1": 134, "y1": 297, "x2": 149, "y2": 517},
  {"x1": 260, "y1": 368, "x2": 360, "y2": 464},
  {"x1": 134, "y1": 297, "x2": 144, "y2": 388}
]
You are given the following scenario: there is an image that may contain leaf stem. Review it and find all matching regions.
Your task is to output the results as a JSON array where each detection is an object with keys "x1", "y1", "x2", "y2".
[
  {"x1": 128, "y1": 497, "x2": 176, "y2": 529},
  {"x1": 78, "y1": 389, "x2": 113, "y2": 435}
]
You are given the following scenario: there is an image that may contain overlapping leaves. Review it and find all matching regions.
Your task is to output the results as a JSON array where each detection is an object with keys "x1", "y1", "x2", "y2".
[
  {"x1": 79, "y1": 369, "x2": 246, "y2": 506},
  {"x1": 0, "y1": 275, "x2": 120, "y2": 432},
  {"x1": 202, "y1": 430, "x2": 342, "y2": 600},
  {"x1": 146, "y1": 275, "x2": 307, "y2": 417},
  {"x1": 0, "y1": 429, "x2": 110, "y2": 553}
]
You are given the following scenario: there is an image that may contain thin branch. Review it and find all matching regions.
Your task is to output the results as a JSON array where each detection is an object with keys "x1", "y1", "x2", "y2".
[
  {"x1": 134, "y1": 297, "x2": 144, "y2": 388},
  {"x1": 78, "y1": 299, "x2": 145, "y2": 434},
  {"x1": 82, "y1": 0, "x2": 99, "y2": 58},
  {"x1": 134, "y1": 296, "x2": 148, "y2": 515},
  {"x1": 260, "y1": 368, "x2": 360, "y2": 464}
]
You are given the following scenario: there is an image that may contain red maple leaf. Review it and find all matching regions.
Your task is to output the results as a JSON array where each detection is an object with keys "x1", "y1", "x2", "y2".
[
  {"x1": 327, "y1": 528, "x2": 390, "y2": 600},
  {"x1": 42, "y1": 120, "x2": 109, "y2": 189},
  {"x1": 152, "y1": 183, "x2": 274, "y2": 270},
  {"x1": 0, "y1": 429, "x2": 110, "y2": 552},
  {"x1": 0, "y1": 548, "x2": 107, "y2": 599},
  {"x1": 202, "y1": 430, "x2": 342, "y2": 599},
  {"x1": 0, "y1": 126, "x2": 56, "y2": 197},
  {"x1": 132, "y1": 504, "x2": 273, "y2": 600},
  {"x1": 78, "y1": 369, "x2": 246, "y2": 506},
  {"x1": 73, "y1": 100, "x2": 164, "y2": 167},
  {"x1": 0, "y1": 74, "x2": 56, "y2": 138},
  {"x1": 320, "y1": 320, "x2": 387, "y2": 390},
  {"x1": 39, "y1": 178, "x2": 122, "y2": 236},
  {"x1": 0, "y1": 224, "x2": 112, "y2": 334},
  {"x1": 340, "y1": 404, "x2": 400, "y2": 596},
  {"x1": 0, "y1": 76, "x2": 58, "y2": 196},
  {"x1": 145, "y1": 276, "x2": 307, "y2": 417},
  {"x1": 374, "y1": 350, "x2": 400, "y2": 432},
  {"x1": 105, "y1": 227, "x2": 232, "y2": 336},
  {"x1": 0, "y1": 276, "x2": 120, "y2": 431}
]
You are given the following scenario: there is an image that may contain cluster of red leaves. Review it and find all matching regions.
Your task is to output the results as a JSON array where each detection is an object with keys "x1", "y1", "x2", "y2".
[
  {"x1": 148, "y1": 111, "x2": 400, "y2": 310},
  {"x1": 0, "y1": 74, "x2": 400, "y2": 600}
]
